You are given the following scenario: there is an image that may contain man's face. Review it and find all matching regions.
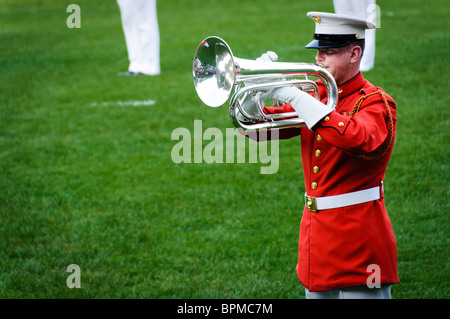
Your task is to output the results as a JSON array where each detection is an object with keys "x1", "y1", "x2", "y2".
[{"x1": 315, "y1": 46, "x2": 354, "y2": 85}]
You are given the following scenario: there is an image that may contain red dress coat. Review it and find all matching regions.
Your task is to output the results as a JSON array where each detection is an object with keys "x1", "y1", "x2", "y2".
[{"x1": 264, "y1": 72, "x2": 400, "y2": 291}]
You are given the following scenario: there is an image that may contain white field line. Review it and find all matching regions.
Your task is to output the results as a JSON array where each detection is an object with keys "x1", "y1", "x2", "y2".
[{"x1": 90, "y1": 99, "x2": 156, "y2": 107}]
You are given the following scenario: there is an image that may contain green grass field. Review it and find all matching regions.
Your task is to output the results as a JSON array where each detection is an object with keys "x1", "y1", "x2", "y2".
[{"x1": 0, "y1": 0, "x2": 448, "y2": 299}]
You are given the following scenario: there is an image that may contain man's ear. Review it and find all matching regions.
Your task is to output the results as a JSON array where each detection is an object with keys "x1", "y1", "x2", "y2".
[{"x1": 350, "y1": 45, "x2": 363, "y2": 64}]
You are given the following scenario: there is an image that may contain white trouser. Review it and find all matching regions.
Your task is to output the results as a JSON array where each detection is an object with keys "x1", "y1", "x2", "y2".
[
  {"x1": 117, "y1": 0, "x2": 160, "y2": 75},
  {"x1": 305, "y1": 284, "x2": 391, "y2": 299},
  {"x1": 333, "y1": 0, "x2": 376, "y2": 71}
]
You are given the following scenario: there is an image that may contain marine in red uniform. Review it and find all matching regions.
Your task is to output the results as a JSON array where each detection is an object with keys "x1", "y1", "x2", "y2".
[{"x1": 241, "y1": 12, "x2": 399, "y2": 299}]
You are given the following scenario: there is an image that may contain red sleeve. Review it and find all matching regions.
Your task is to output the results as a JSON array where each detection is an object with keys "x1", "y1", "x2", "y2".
[{"x1": 263, "y1": 103, "x2": 295, "y2": 115}]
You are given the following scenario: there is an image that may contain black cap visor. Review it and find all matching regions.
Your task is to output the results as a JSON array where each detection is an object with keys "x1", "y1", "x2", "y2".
[{"x1": 305, "y1": 34, "x2": 360, "y2": 49}]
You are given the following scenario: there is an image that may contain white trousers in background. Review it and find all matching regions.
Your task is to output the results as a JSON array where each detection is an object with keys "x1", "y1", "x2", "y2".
[
  {"x1": 117, "y1": 0, "x2": 160, "y2": 75},
  {"x1": 333, "y1": 0, "x2": 376, "y2": 71},
  {"x1": 305, "y1": 284, "x2": 392, "y2": 299}
]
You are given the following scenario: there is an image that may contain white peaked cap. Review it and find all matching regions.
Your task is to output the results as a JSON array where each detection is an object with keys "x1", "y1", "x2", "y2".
[{"x1": 305, "y1": 11, "x2": 376, "y2": 49}]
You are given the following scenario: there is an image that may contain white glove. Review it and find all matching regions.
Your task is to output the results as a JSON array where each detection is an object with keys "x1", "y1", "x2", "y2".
[
  {"x1": 260, "y1": 86, "x2": 332, "y2": 129},
  {"x1": 256, "y1": 51, "x2": 279, "y2": 62}
]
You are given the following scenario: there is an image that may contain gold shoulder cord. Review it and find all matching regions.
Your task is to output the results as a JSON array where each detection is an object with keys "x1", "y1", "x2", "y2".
[{"x1": 350, "y1": 90, "x2": 395, "y2": 160}]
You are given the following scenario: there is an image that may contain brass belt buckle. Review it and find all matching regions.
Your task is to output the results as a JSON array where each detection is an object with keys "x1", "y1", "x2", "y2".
[{"x1": 305, "y1": 194, "x2": 317, "y2": 212}]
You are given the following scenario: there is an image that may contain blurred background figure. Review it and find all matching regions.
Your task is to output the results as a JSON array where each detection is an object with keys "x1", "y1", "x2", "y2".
[
  {"x1": 117, "y1": 0, "x2": 160, "y2": 76},
  {"x1": 333, "y1": 0, "x2": 376, "y2": 71}
]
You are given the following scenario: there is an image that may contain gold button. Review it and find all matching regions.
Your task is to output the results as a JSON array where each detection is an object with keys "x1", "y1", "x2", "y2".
[
  {"x1": 311, "y1": 182, "x2": 318, "y2": 190},
  {"x1": 316, "y1": 134, "x2": 323, "y2": 141},
  {"x1": 313, "y1": 166, "x2": 319, "y2": 173},
  {"x1": 315, "y1": 149, "x2": 322, "y2": 157},
  {"x1": 324, "y1": 116, "x2": 330, "y2": 121},
  {"x1": 313, "y1": 16, "x2": 321, "y2": 23},
  {"x1": 338, "y1": 89, "x2": 343, "y2": 95},
  {"x1": 338, "y1": 122, "x2": 344, "y2": 127}
]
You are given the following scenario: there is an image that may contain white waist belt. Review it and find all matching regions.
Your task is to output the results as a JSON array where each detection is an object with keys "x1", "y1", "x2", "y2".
[{"x1": 305, "y1": 185, "x2": 383, "y2": 212}]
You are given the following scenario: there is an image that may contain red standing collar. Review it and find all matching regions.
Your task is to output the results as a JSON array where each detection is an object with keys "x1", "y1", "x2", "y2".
[{"x1": 337, "y1": 72, "x2": 366, "y2": 99}]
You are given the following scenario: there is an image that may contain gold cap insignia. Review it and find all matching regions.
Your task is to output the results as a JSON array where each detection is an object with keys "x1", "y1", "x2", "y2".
[{"x1": 313, "y1": 16, "x2": 321, "y2": 23}]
